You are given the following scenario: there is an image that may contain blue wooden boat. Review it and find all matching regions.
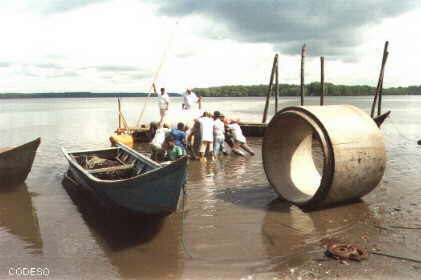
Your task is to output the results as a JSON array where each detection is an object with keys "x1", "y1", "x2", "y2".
[{"x1": 62, "y1": 142, "x2": 187, "y2": 216}]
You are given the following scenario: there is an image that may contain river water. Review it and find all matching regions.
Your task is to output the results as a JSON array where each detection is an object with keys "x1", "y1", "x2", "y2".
[{"x1": 0, "y1": 96, "x2": 420, "y2": 279}]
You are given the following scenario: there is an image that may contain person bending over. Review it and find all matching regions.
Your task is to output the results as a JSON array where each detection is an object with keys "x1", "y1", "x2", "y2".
[
  {"x1": 150, "y1": 123, "x2": 170, "y2": 161},
  {"x1": 165, "y1": 135, "x2": 185, "y2": 161},
  {"x1": 228, "y1": 119, "x2": 255, "y2": 156},
  {"x1": 170, "y1": 122, "x2": 186, "y2": 149}
]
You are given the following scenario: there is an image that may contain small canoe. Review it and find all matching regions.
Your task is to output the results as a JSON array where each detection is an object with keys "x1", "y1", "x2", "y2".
[
  {"x1": 0, "y1": 138, "x2": 41, "y2": 187},
  {"x1": 239, "y1": 122, "x2": 267, "y2": 137},
  {"x1": 62, "y1": 142, "x2": 187, "y2": 216}
]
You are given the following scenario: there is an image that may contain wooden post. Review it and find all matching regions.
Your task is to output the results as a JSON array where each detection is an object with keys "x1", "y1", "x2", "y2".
[
  {"x1": 377, "y1": 51, "x2": 389, "y2": 116},
  {"x1": 274, "y1": 57, "x2": 279, "y2": 112},
  {"x1": 320, "y1": 56, "x2": 325, "y2": 105},
  {"x1": 300, "y1": 44, "x2": 306, "y2": 106},
  {"x1": 262, "y1": 54, "x2": 278, "y2": 123},
  {"x1": 371, "y1": 41, "x2": 389, "y2": 118},
  {"x1": 118, "y1": 98, "x2": 122, "y2": 129}
]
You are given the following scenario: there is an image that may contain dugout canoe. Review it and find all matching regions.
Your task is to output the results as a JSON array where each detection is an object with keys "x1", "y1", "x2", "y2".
[
  {"x1": 62, "y1": 142, "x2": 187, "y2": 216},
  {"x1": 0, "y1": 138, "x2": 41, "y2": 187},
  {"x1": 239, "y1": 122, "x2": 267, "y2": 137}
]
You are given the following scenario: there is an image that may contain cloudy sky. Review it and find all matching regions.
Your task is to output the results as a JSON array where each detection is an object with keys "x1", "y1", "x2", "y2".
[{"x1": 0, "y1": 0, "x2": 420, "y2": 93}]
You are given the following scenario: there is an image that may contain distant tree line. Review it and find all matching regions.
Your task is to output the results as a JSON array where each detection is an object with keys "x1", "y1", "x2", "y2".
[
  {"x1": 1, "y1": 83, "x2": 420, "y2": 99},
  {"x1": 192, "y1": 83, "x2": 421, "y2": 97}
]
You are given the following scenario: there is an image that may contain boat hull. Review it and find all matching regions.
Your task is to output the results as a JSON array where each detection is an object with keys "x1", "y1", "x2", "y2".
[
  {"x1": 63, "y1": 144, "x2": 187, "y2": 216},
  {"x1": 240, "y1": 122, "x2": 267, "y2": 137},
  {"x1": 0, "y1": 138, "x2": 41, "y2": 187}
]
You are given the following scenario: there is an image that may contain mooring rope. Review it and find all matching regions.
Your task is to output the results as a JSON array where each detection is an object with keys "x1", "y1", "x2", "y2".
[
  {"x1": 179, "y1": 182, "x2": 195, "y2": 259},
  {"x1": 136, "y1": 21, "x2": 180, "y2": 127},
  {"x1": 178, "y1": 184, "x2": 326, "y2": 262}
]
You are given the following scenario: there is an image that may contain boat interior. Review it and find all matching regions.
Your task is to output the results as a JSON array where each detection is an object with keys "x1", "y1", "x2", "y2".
[{"x1": 70, "y1": 148, "x2": 156, "y2": 180}]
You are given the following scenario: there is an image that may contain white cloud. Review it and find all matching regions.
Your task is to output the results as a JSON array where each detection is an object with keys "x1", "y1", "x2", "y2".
[{"x1": 0, "y1": 0, "x2": 420, "y2": 93}]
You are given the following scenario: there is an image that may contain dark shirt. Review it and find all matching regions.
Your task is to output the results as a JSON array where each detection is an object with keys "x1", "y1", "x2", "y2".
[{"x1": 170, "y1": 129, "x2": 186, "y2": 147}]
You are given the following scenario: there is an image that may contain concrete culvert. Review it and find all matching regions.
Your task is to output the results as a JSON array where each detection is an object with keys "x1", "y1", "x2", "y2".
[{"x1": 262, "y1": 105, "x2": 386, "y2": 209}]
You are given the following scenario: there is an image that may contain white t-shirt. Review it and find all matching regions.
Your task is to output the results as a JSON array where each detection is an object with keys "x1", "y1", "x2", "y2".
[
  {"x1": 228, "y1": 123, "x2": 246, "y2": 143},
  {"x1": 158, "y1": 93, "x2": 170, "y2": 110},
  {"x1": 183, "y1": 92, "x2": 198, "y2": 110},
  {"x1": 151, "y1": 127, "x2": 170, "y2": 148},
  {"x1": 198, "y1": 117, "x2": 214, "y2": 142},
  {"x1": 214, "y1": 119, "x2": 225, "y2": 138}
]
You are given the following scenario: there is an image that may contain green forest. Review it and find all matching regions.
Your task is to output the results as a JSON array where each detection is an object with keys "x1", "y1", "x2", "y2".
[
  {"x1": 1, "y1": 83, "x2": 420, "y2": 99},
  {"x1": 192, "y1": 82, "x2": 421, "y2": 97}
]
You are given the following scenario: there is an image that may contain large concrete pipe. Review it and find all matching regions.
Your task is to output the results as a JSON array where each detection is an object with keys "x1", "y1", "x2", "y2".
[{"x1": 262, "y1": 105, "x2": 386, "y2": 209}]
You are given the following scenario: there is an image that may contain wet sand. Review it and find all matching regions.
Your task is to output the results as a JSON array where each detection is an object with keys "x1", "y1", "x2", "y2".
[{"x1": 0, "y1": 96, "x2": 420, "y2": 279}]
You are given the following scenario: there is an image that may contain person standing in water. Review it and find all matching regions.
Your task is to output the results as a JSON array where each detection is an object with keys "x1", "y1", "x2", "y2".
[
  {"x1": 213, "y1": 111, "x2": 227, "y2": 156},
  {"x1": 198, "y1": 112, "x2": 215, "y2": 161},
  {"x1": 158, "y1": 87, "x2": 170, "y2": 125}
]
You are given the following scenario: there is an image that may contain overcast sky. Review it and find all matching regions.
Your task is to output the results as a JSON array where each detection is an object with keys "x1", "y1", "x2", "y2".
[{"x1": 0, "y1": 0, "x2": 420, "y2": 93}]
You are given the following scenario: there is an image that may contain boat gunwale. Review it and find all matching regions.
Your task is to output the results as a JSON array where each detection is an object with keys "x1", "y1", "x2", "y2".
[
  {"x1": 62, "y1": 144, "x2": 186, "y2": 185},
  {"x1": 0, "y1": 137, "x2": 41, "y2": 157}
]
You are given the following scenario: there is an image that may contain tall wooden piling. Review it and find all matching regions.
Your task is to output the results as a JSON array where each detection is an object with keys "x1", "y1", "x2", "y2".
[
  {"x1": 300, "y1": 44, "x2": 306, "y2": 106},
  {"x1": 371, "y1": 41, "x2": 389, "y2": 118},
  {"x1": 118, "y1": 98, "x2": 122, "y2": 129},
  {"x1": 274, "y1": 58, "x2": 279, "y2": 112},
  {"x1": 320, "y1": 56, "x2": 325, "y2": 106},
  {"x1": 262, "y1": 54, "x2": 278, "y2": 123},
  {"x1": 377, "y1": 51, "x2": 388, "y2": 116}
]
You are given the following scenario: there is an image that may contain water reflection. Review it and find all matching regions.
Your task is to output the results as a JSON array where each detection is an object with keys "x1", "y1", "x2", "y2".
[
  {"x1": 261, "y1": 199, "x2": 371, "y2": 268},
  {"x1": 62, "y1": 177, "x2": 183, "y2": 280},
  {"x1": 0, "y1": 183, "x2": 43, "y2": 254}
]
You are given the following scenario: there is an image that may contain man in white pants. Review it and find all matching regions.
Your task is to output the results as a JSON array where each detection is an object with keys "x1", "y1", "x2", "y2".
[
  {"x1": 158, "y1": 87, "x2": 170, "y2": 125},
  {"x1": 198, "y1": 112, "x2": 214, "y2": 160},
  {"x1": 182, "y1": 89, "x2": 199, "y2": 110}
]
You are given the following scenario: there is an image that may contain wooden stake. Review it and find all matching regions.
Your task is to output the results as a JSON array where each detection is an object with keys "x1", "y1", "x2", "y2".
[
  {"x1": 118, "y1": 98, "x2": 122, "y2": 129},
  {"x1": 274, "y1": 58, "x2": 279, "y2": 112},
  {"x1": 262, "y1": 54, "x2": 278, "y2": 123},
  {"x1": 378, "y1": 51, "x2": 389, "y2": 116},
  {"x1": 152, "y1": 82, "x2": 157, "y2": 95},
  {"x1": 371, "y1": 41, "x2": 389, "y2": 118},
  {"x1": 300, "y1": 44, "x2": 306, "y2": 106},
  {"x1": 320, "y1": 56, "x2": 325, "y2": 105}
]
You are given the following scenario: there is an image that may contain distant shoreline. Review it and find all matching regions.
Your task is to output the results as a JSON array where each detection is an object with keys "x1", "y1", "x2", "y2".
[{"x1": 1, "y1": 82, "x2": 420, "y2": 99}]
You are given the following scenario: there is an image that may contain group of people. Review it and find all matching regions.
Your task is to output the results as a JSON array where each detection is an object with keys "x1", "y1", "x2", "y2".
[
  {"x1": 191, "y1": 111, "x2": 255, "y2": 160},
  {"x1": 157, "y1": 87, "x2": 201, "y2": 124},
  {"x1": 149, "y1": 109, "x2": 254, "y2": 162},
  {"x1": 150, "y1": 87, "x2": 254, "y2": 162}
]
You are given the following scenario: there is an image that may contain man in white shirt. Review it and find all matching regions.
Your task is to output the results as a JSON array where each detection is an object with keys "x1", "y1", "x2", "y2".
[
  {"x1": 228, "y1": 119, "x2": 255, "y2": 156},
  {"x1": 198, "y1": 112, "x2": 214, "y2": 160},
  {"x1": 158, "y1": 87, "x2": 170, "y2": 124},
  {"x1": 182, "y1": 89, "x2": 199, "y2": 110},
  {"x1": 150, "y1": 123, "x2": 171, "y2": 161}
]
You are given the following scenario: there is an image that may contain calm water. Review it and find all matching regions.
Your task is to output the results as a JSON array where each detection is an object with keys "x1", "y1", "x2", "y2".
[{"x1": 0, "y1": 96, "x2": 420, "y2": 279}]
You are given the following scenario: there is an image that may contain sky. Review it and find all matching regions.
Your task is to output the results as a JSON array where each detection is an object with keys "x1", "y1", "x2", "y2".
[{"x1": 0, "y1": 0, "x2": 420, "y2": 93}]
